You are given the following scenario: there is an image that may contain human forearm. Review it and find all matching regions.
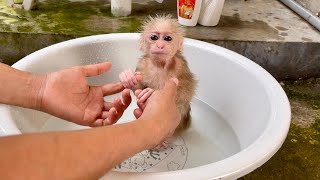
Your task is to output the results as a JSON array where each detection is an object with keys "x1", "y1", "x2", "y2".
[
  {"x1": 0, "y1": 119, "x2": 162, "y2": 179},
  {"x1": 0, "y1": 63, "x2": 45, "y2": 110}
]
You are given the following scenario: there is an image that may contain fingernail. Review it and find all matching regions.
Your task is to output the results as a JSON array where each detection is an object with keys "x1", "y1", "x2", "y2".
[{"x1": 171, "y1": 78, "x2": 179, "y2": 86}]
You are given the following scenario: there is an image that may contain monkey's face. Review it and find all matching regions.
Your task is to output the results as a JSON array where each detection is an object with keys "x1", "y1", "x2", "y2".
[
  {"x1": 140, "y1": 21, "x2": 183, "y2": 63},
  {"x1": 147, "y1": 32, "x2": 175, "y2": 58},
  {"x1": 143, "y1": 23, "x2": 182, "y2": 62}
]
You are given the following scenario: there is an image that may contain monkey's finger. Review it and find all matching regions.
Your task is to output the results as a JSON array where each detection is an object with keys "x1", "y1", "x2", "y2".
[
  {"x1": 135, "y1": 73, "x2": 143, "y2": 84},
  {"x1": 119, "y1": 73, "x2": 130, "y2": 88},
  {"x1": 137, "y1": 100, "x2": 147, "y2": 111},
  {"x1": 124, "y1": 70, "x2": 135, "y2": 88},
  {"x1": 134, "y1": 108, "x2": 143, "y2": 119},
  {"x1": 135, "y1": 89, "x2": 143, "y2": 97},
  {"x1": 128, "y1": 69, "x2": 139, "y2": 85},
  {"x1": 82, "y1": 62, "x2": 112, "y2": 77},
  {"x1": 137, "y1": 88, "x2": 149, "y2": 99},
  {"x1": 139, "y1": 89, "x2": 154, "y2": 103},
  {"x1": 138, "y1": 88, "x2": 153, "y2": 99},
  {"x1": 102, "y1": 82, "x2": 125, "y2": 96}
]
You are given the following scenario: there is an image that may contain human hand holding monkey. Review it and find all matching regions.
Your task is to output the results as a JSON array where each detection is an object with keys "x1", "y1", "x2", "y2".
[{"x1": 134, "y1": 78, "x2": 182, "y2": 144}]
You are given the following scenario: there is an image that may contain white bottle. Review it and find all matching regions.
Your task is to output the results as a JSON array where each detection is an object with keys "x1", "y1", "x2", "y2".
[
  {"x1": 111, "y1": 0, "x2": 132, "y2": 17},
  {"x1": 198, "y1": 0, "x2": 225, "y2": 26},
  {"x1": 177, "y1": 0, "x2": 203, "y2": 27}
]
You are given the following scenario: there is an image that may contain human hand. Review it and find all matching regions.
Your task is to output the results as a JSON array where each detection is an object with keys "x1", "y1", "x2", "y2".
[
  {"x1": 119, "y1": 69, "x2": 142, "y2": 90},
  {"x1": 37, "y1": 62, "x2": 131, "y2": 127},
  {"x1": 134, "y1": 78, "x2": 181, "y2": 142}
]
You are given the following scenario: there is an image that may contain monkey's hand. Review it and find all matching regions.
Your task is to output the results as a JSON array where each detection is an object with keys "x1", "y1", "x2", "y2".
[
  {"x1": 119, "y1": 69, "x2": 142, "y2": 90},
  {"x1": 136, "y1": 88, "x2": 155, "y2": 104}
]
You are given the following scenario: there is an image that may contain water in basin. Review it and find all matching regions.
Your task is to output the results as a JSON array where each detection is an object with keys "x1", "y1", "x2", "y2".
[{"x1": 112, "y1": 98, "x2": 241, "y2": 172}]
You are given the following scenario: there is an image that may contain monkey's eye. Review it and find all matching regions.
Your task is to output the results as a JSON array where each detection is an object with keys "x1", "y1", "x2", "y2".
[
  {"x1": 164, "y1": 36, "x2": 172, "y2": 42},
  {"x1": 150, "y1": 35, "x2": 159, "y2": 41}
]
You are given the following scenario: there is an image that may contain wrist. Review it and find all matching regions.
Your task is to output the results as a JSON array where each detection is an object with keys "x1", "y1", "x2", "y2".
[
  {"x1": 29, "y1": 74, "x2": 47, "y2": 111},
  {"x1": 137, "y1": 117, "x2": 167, "y2": 148}
]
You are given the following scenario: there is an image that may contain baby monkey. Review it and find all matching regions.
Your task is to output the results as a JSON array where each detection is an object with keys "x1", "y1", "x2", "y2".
[{"x1": 119, "y1": 15, "x2": 197, "y2": 149}]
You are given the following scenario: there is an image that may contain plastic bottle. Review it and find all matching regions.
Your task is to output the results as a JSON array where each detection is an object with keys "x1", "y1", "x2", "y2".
[
  {"x1": 177, "y1": 0, "x2": 203, "y2": 26},
  {"x1": 111, "y1": 0, "x2": 132, "y2": 17},
  {"x1": 198, "y1": 0, "x2": 225, "y2": 26}
]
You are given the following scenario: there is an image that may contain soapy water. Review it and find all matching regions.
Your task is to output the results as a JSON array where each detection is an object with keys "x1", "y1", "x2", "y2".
[{"x1": 9, "y1": 97, "x2": 240, "y2": 171}]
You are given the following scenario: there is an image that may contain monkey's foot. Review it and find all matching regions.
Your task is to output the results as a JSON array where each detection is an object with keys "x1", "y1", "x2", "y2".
[{"x1": 152, "y1": 140, "x2": 169, "y2": 151}]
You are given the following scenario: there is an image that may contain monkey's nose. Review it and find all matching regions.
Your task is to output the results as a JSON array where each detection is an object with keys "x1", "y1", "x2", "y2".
[{"x1": 156, "y1": 42, "x2": 165, "y2": 49}]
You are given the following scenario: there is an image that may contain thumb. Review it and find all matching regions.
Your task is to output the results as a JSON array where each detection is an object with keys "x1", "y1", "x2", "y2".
[
  {"x1": 82, "y1": 62, "x2": 112, "y2": 77},
  {"x1": 162, "y1": 78, "x2": 179, "y2": 98}
]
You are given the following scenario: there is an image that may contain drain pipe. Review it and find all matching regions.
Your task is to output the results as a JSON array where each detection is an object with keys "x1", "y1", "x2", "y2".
[{"x1": 279, "y1": 0, "x2": 320, "y2": 32}]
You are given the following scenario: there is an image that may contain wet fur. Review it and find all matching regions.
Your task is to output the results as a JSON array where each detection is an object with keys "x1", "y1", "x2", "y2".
[{"x1": 136, "y1": 15, "x2": 197, "y2": 135}]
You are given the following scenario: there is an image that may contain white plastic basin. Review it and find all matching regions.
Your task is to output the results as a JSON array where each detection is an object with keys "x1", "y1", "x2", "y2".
[{"x1": 0, "y1": 33, "x2": 291, "y2": 179}]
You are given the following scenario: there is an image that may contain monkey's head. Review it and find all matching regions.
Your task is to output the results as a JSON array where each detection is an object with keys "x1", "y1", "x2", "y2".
[{"x1": 140, "y1": 15, "x2": 185, "y2": 63}]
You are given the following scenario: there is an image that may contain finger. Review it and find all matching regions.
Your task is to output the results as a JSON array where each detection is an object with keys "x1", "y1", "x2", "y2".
[
  {"x1": 91, "y1": 119, "x2": 104, "y2": 127},
  {"x1": 162, "y1": 78, "x2": 179, "y2": 98},
  {"x1": 137, "y1": 100, "x2": 146, "y2": 111},
  {"x1": 113, "y1": 98, "x2": 123, "y2": 111},
  {"x1": 112, "y1": 90, "x2": 131, "y2": 120},
  {"x1": 138, "y1": 88, "x2": 150, "y2": 99},
  {"x1": 124, "y1": 70, "x2": 135, "y2": 88},
  {"x1": 108, "y1": 107, "x2": 119, "y2": 124},
  {"x1": 127, "y1": 70, "x2": 139, "y2": 85},
  {"x1": 134, "y1": 108, "x2": 143, "y2": 119},
  {"x1": 102, "y1": 111, "x2": 109, "y2": 120},
  {"x1": 104, "y1": 102, "x2": 114, "y2": 111},
  {"x1": 135, "y1": 72, "x2": 143, "y2": 83},
  {"x1": 103, "y1": 108, "x2": 117, "y2": 125},
  {"x1": 135, "y1": 89, "x2": 143, "y2": 97},
  {"x1": 121, "y1": 89, "x2": 132, "y2": 108},
  {"x1": 102, "y1": 82, "x2": 125, "y2": 96},
  {"x1": 119, "y1": 72, "x2": 129, "y2": 88},
  {"x1": 82, "y1": 62, "x2": 112, "y2": 77},
  {"x1": 138, "y1": 89, "x2": 154, "y2": 103}
]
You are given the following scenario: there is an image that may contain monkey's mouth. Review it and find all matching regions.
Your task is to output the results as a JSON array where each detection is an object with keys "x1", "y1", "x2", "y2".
[{"x1": 151, "y1": 50, "x2": 166, "y2": 55}]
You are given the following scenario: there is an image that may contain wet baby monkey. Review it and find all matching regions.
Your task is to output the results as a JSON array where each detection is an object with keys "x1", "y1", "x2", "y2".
[{"x1": 119, "y1": 15, "x2": 197, "y2": 149}]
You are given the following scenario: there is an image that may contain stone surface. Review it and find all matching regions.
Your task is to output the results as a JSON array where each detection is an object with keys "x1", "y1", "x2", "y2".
[
  {"x1": 242, "y1": 78, "x2": 320, "y2": 179},
  {"x1": 0, "y1": 0, "x2": 319, "y2": 80}
]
